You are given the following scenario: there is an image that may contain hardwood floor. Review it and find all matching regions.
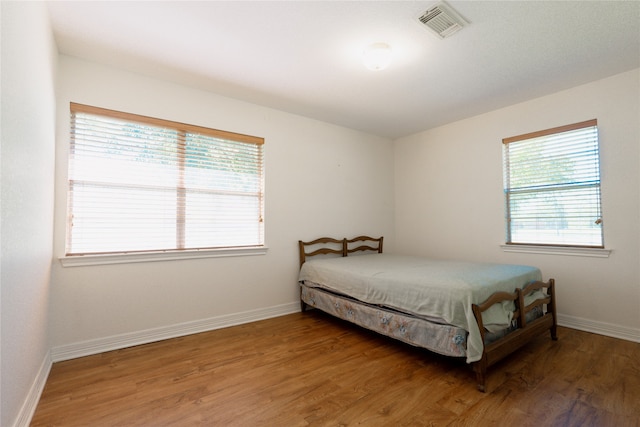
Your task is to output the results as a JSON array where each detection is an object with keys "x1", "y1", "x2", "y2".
[{"x1": 32, "y1": 311, "x2": 640, "y2": 426}]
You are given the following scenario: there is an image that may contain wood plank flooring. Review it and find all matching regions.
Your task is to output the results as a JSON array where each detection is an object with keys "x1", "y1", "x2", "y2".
[{"x1": 32, "y1": 310, "x2": 640, "y2": 426}]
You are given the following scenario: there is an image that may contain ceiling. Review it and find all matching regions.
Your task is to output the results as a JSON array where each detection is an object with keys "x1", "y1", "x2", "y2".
[{"x1": 47, "y1": 1, "x2": 640, "y2": 139}]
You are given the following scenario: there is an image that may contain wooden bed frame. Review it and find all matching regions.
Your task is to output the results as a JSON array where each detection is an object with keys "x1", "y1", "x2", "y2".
[{"x1": 298, "y1": 236, "x2": 558, "y2": 392}]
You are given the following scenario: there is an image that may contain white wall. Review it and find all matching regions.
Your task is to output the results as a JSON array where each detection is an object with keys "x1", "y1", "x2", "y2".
[
  {"x1": 0, "y1": 2, "x2": 57, "y2": 426},
  {"x1": 395, "y1": 69, "x2": 640, "y2": 337},
  {"x1": 50, "y1": 56, "x2": 395, "y2": 350}
]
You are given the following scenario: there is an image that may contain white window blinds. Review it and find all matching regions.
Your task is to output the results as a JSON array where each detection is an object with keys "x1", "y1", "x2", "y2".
[
  {"x1": 502, "y1": 119, "x2": 603, "y2": 248},
  {"x1": 67, "y1": 103, "x2": 264, "y2": 255}
]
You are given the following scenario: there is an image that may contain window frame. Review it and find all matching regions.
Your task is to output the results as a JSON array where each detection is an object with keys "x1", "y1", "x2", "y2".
[
  {"x1": 502, "y1": 119, "x2": 605, "y2": 251},
  {"x1": 62, "y1": 103, "x2": 266, "y2": 265}
]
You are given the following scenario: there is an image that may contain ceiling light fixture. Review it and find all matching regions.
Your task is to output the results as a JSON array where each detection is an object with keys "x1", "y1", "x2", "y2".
[{"x1": 362, "y1": 42, "x2": 392, "y2": 71}]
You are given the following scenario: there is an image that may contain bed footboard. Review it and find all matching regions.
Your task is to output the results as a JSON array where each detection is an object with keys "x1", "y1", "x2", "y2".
[{"x1": 472, "y1": 279, "x2": 557, "y2": 392}]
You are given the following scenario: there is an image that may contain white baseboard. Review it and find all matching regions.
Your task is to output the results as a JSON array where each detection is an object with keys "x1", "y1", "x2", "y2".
[
  {"x1": 50, "y1": 305, "x2": 639, "y2": 363},
  {"x1": 557, "y1": 313, "x2": 640, "y2": 342},
  {"x1": 12, "y1": 351, "x2": 52, "y2": 427},
  {"x1": 51, "y1": 302, "x2": 300, "y2": 362}
]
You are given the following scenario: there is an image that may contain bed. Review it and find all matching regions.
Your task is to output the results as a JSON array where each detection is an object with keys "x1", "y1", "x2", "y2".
[{"x1": 298, "y1": 236, "x2": 557, "y2": 392}]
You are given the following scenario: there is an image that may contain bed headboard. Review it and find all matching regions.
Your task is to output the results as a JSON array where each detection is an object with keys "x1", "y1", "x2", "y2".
[
  {"x1": 346, "y1": 235, "x2": 383, "y2": 255},
  {"x1": 298, "y1": 236, "x2": 383, "y2": 267}
]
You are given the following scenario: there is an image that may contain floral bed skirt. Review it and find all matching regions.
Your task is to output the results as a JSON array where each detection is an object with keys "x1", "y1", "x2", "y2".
[
  {"x1": 300, "y1": 283, "x2": 544, "y2": 361},
  {"x1": 301, "y1": 283, "x2": 468, "y2": 358}
]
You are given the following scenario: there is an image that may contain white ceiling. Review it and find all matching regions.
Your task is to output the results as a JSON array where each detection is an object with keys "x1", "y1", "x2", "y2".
[{"x1": 47, "y1": 1, "x2": 640, "y2": 139}]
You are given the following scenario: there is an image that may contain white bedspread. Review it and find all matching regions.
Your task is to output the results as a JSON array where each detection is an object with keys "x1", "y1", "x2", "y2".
[{"x1": 298, "y1": 253, "x2": 542, "y2": 363}]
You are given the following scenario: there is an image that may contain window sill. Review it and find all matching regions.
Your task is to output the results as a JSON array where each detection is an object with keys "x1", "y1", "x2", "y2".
[
  {"x1": 500, "y1": 244, "x2": 610, "y2": 258},
  {"x1": 59, "y1": 246, "x2": 268, "y2": 267}
]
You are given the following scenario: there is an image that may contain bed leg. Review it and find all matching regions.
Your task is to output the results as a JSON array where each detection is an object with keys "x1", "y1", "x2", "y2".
[
  {"x1": 475, "y1": 373, "x2": 486, "y2": 393},
  {"x1": 301, "y1": 300, "x2": 308, "y2": 312},
  {"x1": 473, "y1": 360, "x2": 488, "y2": 393},
  {"x1": 548, "y1": 278, "x2": 558, "y2": 341}
]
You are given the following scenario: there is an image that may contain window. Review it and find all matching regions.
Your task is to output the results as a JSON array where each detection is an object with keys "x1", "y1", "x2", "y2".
[
  {"x1": 502, "y1": 119, "x2": 603, "y2": 248},
  {"x1": 66, "y1": 103, "x2": 264, "y2": 256}
]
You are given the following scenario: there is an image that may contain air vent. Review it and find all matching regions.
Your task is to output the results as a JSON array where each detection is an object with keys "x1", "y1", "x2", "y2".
[{"x1": 418, "y1": 2, "x2": 468, "y2": 39}]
